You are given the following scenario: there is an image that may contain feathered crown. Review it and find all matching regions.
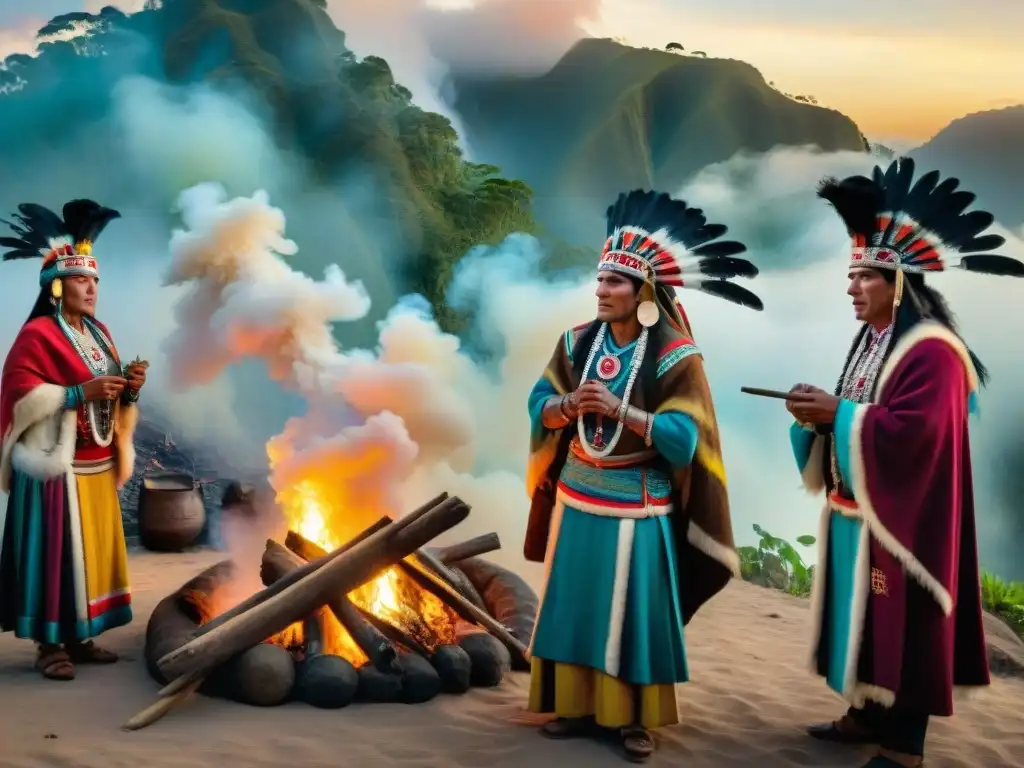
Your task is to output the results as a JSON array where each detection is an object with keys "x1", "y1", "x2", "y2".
[
  {"x1": 817, "y1": 157, "x2": 1024, "y2": 277},
  {"x1": 0, "y1": 199, "x2": 121, "y2": 287},
  {"x1": 600, "y1": 190, "x2": 763, "y2": 318}
]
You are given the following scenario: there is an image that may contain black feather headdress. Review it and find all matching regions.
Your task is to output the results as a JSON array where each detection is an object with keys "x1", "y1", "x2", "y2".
[
  {"x1": 0, "y1": 199, "x2": 121, "y2": 286},
  {"x1": 817, "y1": 157, "x2": 1024, "y2": 277},
  {"x1": 600, "y1": 189, "x2": 763, "y2": 311}
]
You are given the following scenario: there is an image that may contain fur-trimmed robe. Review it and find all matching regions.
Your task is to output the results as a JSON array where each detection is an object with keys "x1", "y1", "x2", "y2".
[
  {"x1": 0, "y1": 315, "x2": 138, "y2": 491},
  {"x1": 793, "y1": 321, "x2": 990, "y2": 716}
]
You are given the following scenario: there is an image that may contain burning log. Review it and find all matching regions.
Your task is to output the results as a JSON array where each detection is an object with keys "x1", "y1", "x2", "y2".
[
  {"x1": 155, "y1": 494, "x2": 469, "y2": 685},
  {"x1": 140, "y1": 560, "x2": 294, "y2": 711},
  {"x1": 449, "y1": 557, "x2": 538, "y2": 669},
  {"x1": 285, "y1": 528, "x2": 488, "y2": 613},
  {"x1": 353, "y1": 604, "x2": 431, "y2": 659},
  {"x1": 294, "y1": 609, "x2": 359, "y2": 709},
  {"x1": 409, "y1": 549, "x2": 488, "y2": 612},
  {"x1": 283, "y1": 530, "x2": 505, "y2": 693},
  {"x1": 261, "y1": 539, "x2": 399, "y2": 672},
  {"x1": 435, "y1": 532, "x2": 501, "y2": 564},
  {"x1": 399, "y1": 555, "x2": 530, "y2": 669},
  {"x1": 194, "y1": 493, "x2": 447, "y2": 644}
]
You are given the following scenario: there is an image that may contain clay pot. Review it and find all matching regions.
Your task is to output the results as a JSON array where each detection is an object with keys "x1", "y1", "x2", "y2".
[{"x1": 137, "y1": 472, "x2": 206, "y2": 552}]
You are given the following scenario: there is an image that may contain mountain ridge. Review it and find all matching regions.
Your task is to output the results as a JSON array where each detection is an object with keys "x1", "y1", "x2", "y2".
[
  {"x1": 909, "y1": 104, "x2": 1024, "y2": 228},
  {"x1": 447, "y1": 38, "x2": 868, "y2": 244}
]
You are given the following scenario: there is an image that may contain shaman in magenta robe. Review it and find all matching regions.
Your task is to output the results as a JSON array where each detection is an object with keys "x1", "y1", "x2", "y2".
[{"x1": 790, "y1": 320, "x2": 990, "y2": 716}]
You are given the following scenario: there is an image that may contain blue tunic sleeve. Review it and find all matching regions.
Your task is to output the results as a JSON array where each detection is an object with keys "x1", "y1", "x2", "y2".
[
  {"x1": 831, "y1": 398, "x2": 857, "y2": 486},
  {"x1": 528, "y1": 377, "x2": 561, "y2": 442},
  {"x1": 651, "y1": 411, "x2": 698, "y2": 467},
  {"x1": 789, "y1": 421, "x2": 817, "y2": 474}
]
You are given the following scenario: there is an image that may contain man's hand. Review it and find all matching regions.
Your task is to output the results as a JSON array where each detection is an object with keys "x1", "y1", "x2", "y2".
[
  {"x1": 785, "y1": 383, "x2": 826, "y2": 416},
  {"x1": 125, "y1": 363, "x2": 147, "y2": 392},
  {"x1": 575, "y1": 380, "x2": 623, "y2": 418},
  {"x1": 81, "y1": 376, "x2": 126, "y2": 402},
  {"x1": 788, "y1": 391, "x2": 841, "y2": 425}
]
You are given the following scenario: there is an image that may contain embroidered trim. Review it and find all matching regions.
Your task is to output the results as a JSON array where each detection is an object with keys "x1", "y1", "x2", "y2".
[
  {"x1": 563, "y1": 323, "x2": 590, "y2": 360},
  {"x1": 73, "y1": 457, "x2": 115, "y2": 475},
  {"x1": 556, "y1": 485, "x2": 672, "y2": 519},
  {"x1": 657, "y1": 343, "x2": 699, "y2": 378},
  {"x1": 870, "y1": 567, "x2": 889, "y2": 596}
]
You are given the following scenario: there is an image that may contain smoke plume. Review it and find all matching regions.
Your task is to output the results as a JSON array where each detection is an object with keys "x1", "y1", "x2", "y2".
[{"x1": 1, "y1": 64, "x2": 1021, "y2": 581}]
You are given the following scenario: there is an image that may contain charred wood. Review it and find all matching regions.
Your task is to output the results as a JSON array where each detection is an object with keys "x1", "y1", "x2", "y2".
[
  {"x1": 261, "y1": 539, "x2": 398, "y2": 673},
  {"x1": 451, "y1": 557, "x2": 538, "y2": 670},
  {"x1": 156, "y1": 495, "x2": 469, "y2": 682},
  {"x1": 434, "y1": 532, "x2": 501, "y2": 564},
  {"x1": 294, "y1": 609, "x2": 358, "y2": 710},
  {"x1": 399, "y1": 555, "x2": 529, "y2": 669}
]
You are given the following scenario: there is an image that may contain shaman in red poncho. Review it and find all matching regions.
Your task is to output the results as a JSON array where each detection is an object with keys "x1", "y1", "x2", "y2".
[{"x1": 0, "y1": 199, "x2": 138, "y2": 658}]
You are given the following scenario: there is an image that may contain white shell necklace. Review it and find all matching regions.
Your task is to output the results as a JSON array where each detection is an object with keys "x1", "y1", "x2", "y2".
[
  {"x1": 57, "y1": 315, "x2": 116, "y2": 447},
  {"x1": 577, "y1": 323, "x2": 648, "y2": 459}
]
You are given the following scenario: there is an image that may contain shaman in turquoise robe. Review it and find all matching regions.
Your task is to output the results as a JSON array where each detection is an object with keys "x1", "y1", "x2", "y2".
[{"x1": 525, "y1": 321, "x2": 740, "y2": 729}]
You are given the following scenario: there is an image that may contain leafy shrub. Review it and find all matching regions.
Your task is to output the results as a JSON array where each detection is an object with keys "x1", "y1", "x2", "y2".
[
  {"x1": 738, "y1": 524, "x2": 816, "y2": 597},
  {"x1": 981, "y1": 571, "x2": 1024, "y2": 637}
]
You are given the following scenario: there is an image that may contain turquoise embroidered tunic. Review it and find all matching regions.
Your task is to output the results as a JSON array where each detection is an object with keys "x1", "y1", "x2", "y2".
[{"x1": 527, "y1": 329, "x2": 700, "y2": 685}]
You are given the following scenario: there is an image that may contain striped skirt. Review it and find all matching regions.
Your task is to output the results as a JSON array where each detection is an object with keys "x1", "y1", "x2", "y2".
[{"x1": 0, "y1": 461, "x2": 132, "y2": 644}]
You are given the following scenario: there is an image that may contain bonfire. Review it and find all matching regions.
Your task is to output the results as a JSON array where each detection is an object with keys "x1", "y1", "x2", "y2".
[{"x1": 132, "y1": 488, "x2": 538, "y2": 729}]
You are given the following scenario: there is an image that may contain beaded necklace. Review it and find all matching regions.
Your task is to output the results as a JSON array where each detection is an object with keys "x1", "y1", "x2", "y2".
[
  {"x1": 56, "y1": 313, "x2": 117, "y2": 447},
  {"x1": 576, "y1": 323, "x2": 648, "y2": 459},
  {"x1": 830, "y1": 324, "x2": 893, "y2": 489}
]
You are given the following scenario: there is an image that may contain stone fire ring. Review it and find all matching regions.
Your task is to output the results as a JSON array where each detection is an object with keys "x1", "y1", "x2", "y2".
[{"x1": 144, "y1": 554, "x2": 538, "y2": 708}]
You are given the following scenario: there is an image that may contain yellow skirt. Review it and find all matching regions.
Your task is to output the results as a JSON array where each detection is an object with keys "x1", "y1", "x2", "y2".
[
  {"x1": 76, "y1": 466, "x2": 132, "y2": 633},
  {"x1": 0, "y1": 463, "x2": 131, "y2": 643},
  {"x1": 528, "y1": 657, "x2": 679, "y2": 729}
]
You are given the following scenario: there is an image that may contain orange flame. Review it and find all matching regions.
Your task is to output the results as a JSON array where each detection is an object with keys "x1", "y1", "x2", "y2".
[{"x1": 273, "y1": 476, "x2": 457, "y2": 664}]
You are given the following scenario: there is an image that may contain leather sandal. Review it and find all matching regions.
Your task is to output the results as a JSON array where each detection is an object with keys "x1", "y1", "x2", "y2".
[
  {"x1": 620, "y1": 726, "x2": 655, "y2": 763},
  {"x1": 807, "y1": 717, "x2": 877, "y2": 744},
  {"x1": 540, "y1": 717, "x2": 594, "y2": 740},
  {"x1": 36, "y1": 647, "x2": 76, "y2": 681},
  {"x1": 67, "y1": 640, "x2": 119, "y2": 664}
]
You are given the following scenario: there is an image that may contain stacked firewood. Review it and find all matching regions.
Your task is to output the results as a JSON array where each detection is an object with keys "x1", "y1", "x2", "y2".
[{"x1": 130, "y1": 493, "x2": 538, "y2": 730}]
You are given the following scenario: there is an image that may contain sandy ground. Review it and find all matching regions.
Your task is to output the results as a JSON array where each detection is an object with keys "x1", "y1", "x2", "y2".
[{"x1": 1, "y1": 551, "x2": 1022, "y2": 768}]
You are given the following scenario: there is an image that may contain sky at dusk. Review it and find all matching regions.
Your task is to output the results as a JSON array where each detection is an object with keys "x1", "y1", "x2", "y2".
[{"x1": 1, "y1": 0, "x2": 1021, "y2": 143}]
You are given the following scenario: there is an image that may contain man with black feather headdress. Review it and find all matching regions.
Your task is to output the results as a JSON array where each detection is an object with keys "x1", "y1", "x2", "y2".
[
  {"x1": 0, "y1": 200, "x2": 147, "y2": 681},
  {"x1": 783, "y1": 158, "x2": 1024, "y2": 767},
  {"x1": 523, "y1": 190, "x2": 763, "y2": 761}
]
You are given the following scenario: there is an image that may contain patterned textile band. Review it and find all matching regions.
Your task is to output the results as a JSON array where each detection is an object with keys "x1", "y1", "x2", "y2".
[
  {"x1": 556, "y1": 485, "x2": 673, "y2": 519},
  {"x1": 40, "y1": 254, "x2": 100, "y2": 286},
  {"x1": 72, "y1": 457, "x2": 115, "y2": 475},
  {"x1": 558, "y1": 451, "x2": 673, "y2": 519},
  {"x1": 568, "y1": 437, "x2": 658, "y2": 468}
]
